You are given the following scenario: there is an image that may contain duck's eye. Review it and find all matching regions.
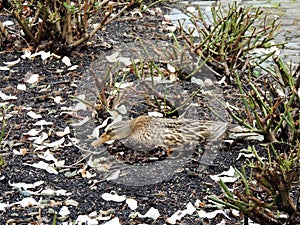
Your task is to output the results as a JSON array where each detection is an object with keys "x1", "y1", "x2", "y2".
[{"x1": 105, "y1": 128, "x2": 113, "y2": 135}]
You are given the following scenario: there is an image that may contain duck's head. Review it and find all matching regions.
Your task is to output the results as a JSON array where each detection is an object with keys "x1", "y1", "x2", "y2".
[{"x1": 91, "y1": 120, "x2": 132, "y2": 146}]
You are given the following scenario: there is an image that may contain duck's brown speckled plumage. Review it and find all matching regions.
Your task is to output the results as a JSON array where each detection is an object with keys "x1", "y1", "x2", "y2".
[{"x1": 92, "y1": 116, "x2": 227, "y2": 149}]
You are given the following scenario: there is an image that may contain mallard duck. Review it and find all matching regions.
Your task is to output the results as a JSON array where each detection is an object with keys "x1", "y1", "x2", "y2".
[{"x1": 92, "y1": 116, "x2": 227, "y2": 149}]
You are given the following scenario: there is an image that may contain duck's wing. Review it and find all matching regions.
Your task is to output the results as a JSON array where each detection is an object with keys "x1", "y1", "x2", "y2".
[
  {"x1": 164, "y1": 119, "x2": 227, "y2": 143},
  {"x1": 193, "y1": 120, "x2": 228, "y2": 140}
]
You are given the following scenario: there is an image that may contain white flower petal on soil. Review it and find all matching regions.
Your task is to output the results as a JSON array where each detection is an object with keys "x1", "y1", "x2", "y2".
[
  {"x1": 242, "y1": 133, "x2": 264, "y2": 141},
  {"x1": 185, "y1": 202, "x2": 196, "y2": 215},
  {"x1": 217, "y1": 76, "x2": 226, "y2": 85},
  {"x1": 103, "y1": 217, "x2": 120, "y2": 225},
  {"x1": 166, "y1": 202, "x2": 196, "y2": 225},
  {"x1": 204, "y1": 78, "x2": 213, "y2": 86},
  {"x1": 40, "y1": 189, "x2": 55, "y2": 195},
  {"x1": 0, "y1": 66, "x2": 10, "y2": 71},
  {"x1": 51, "y1": 53, "x2": 61, "y2": 59},
  {"x1": 56, "y1": 126, "x2": 70, "y2": 137},
  {"x1": 39, "y1": 150, "x2": 65, "y2": 167},
  {"x1": 23, "y1": 128, "x2": 42, "y2": 136},
  {"x1": 148, "y1": 112, "x2": 163, "y2": 117},
  {"x1": 34, "y1": 145, "x2": 47, "y2": 151},
  {"x1": 0, "y1": 203, "x2": 9, "y2": 212},
  {"x1": 167, "y1": 64, "x2": 176, "y2": 73},
  {"x1": 27, "y1": 111, "x2": 42, "y2": 119},
  {"x1": 105, "y1": 51, "x2": 120, "y2": 63},
  {"x1": 17, "y1": 197, "x2": 39, "y2": 208},
  {"x1": 55, "y1": 189, "x2": 72, "y2": 196},
  {"x1": 137, "y1": 207, "x2": 160, "y2": 220},
  {"x1": 4, "y1": 58, "x2": 20, "y2": 67},
  {"x1": 197, "y1": 209, "x2": 230, "y2": 219},
  {"x1": 33, "y1": 132, "x2": 48, "y2": 144},
  {"x1": 44, "y1": 137, "x2": 65, "y2": 148},
  {"x1": 17, "y1": 83, "x2": 27, "y2": 91},
  {"x1": 53, "y1": 96, "x2": 64, "y2": 104},
  {"x1": 40, "y1": 51, "x2": 51, "y2": 61},
  {"x1": 24, "y1": 161, "x2": 58, "y2": 174},
  {"x1": 24, "y1": 73, "x2": 39, "y2": 84},
  {"x1": 219, "y1": 166, "x2": 235, "y2": 177},
  {"x1": 59, "y1": 206, "x2": 70, "y2": 217},
  {"x1": 68, "y1": 137, "x2": 80, "y2": 145},
  {"x1": 101, "y1": 193, "x2": 126, "y2": 202},
  {"x1": 114, "y1": 81, "x2": 133, "y2": 89},
  {"x1": 0, "y1": 91, "x2": 17, "y2": 100},
  {"x1": 166, "y1": 210, "x2": 187, "y2": 224},
  {"x1": 61, "y1": 106, "x2": 73, "y2": 111},
  {"x1": 62, "y1": 56, "x2": 71, "y2": 67},
  {"x1": 247, "y1": 219, "x2": 261, "y2": 225},
  {"x1": 30, "y1": 51, "x2": 44, "y2": 58},
  {"x1": 41, "y1": 188, "x2": 71, "y2": 196},
  {"x1": 74, "y1": 101, "x2": 87, "y2": 111},
  {"x1": 118, "y1": 57, "x2": 132, "y2": 66},
  {"x1": 9, "y1": 180, "x2": 44, "y2": 190},
  {"x1": 232, "y1": 209, "x2": 240, "y2": 217},
  {"x1": 72, "y1": 116, "x2": 90, "y2": 126},
  {"x1": 236, "y1": 152, "x2": 255, "y2": 160},
  {"x1": 68, "y1": 65, "x2": 79, "y2": 71},
  {"x1": 191, "y1": 77, "x2": 204, "y2": 86},
  {"x1": 65, "y1": 199, "x2": 79, "y2": 206},
  {"x1": 89, "y1": 211, "x2": 98, "y2": 217},
  {"x1": 13, "y1": 148, "x2": 27, "y2": 156},
  {"x1": 76, "y1": 215, "x2": 99, "y2": 225},
  {"x1": 21, "y1": 50, "x2": 32, "y2": 59},
  {"x1": 33, "y1": 120, "x2": 53, "y2": 126},
  {"x1": 126, "y1": 198, "x2": 138, "y2": 210},
  {"x1": 210, "y1": 166, "x2": 238, "y2": 183},
  {"x1": 39, "y1": 149, "x2": 56, "y2": 162},
  {"x1": 3, "y1": 20, "x2": 14, "y2": 26},
  {"x1": 169, "y1": 74, "x2": 178, "y2": 82}
]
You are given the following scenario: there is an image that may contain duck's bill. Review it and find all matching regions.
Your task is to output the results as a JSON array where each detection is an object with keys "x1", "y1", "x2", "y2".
[{"x1": 91, "y1": 134, "x2": 111, "y2": 146}]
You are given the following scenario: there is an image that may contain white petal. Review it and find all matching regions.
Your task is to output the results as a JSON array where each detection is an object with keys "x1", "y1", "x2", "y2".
[
  {"x1": 0, "y1": 91, "x2": 17, "y2": 100},
  {"x1": 25, "y1": 74, "x2": 39, "y2": 84},
  {"x1": 126, "y1": 198, "x2": 138, "y2": 210},
  {"x1": 101, "y1": 193, "x2": 126, "y2": 202},
  {"x1": 103, "y1": 217, "x2": 120, "y2": 225},
  {"x1": 17, "y1": 83, "x2": 27, "y2": 91},
  {"x1": 59, "y1": 206, "x2": 70, "y2": 217},
  {"x1": 62, "y1": 56, "x2": 71, "y2": 66},
  {"x1": 43, "y1": 137, "x2": 65, "y2": 148},
  {"x1": 0, "y1": 66, "x2": 10, "y2": 71},
  {"x1": 105, "y1": 51, "x2": 119, "y2": 63},
  {"x1": 27, "y1": 111, "x2": 42, "y2": 119},
  {"x1": 40, "y1": 51, "x2": 51, "y2": 61},
  {"x1": 33, "y1": 120, "x2": 53, "y2": 126},
  {"x1": 4, "y1": 58, "x2": 20, "y2": 67},
  {"x1": 3, "y1": 20, "x2": 14, "y2": 26}
]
